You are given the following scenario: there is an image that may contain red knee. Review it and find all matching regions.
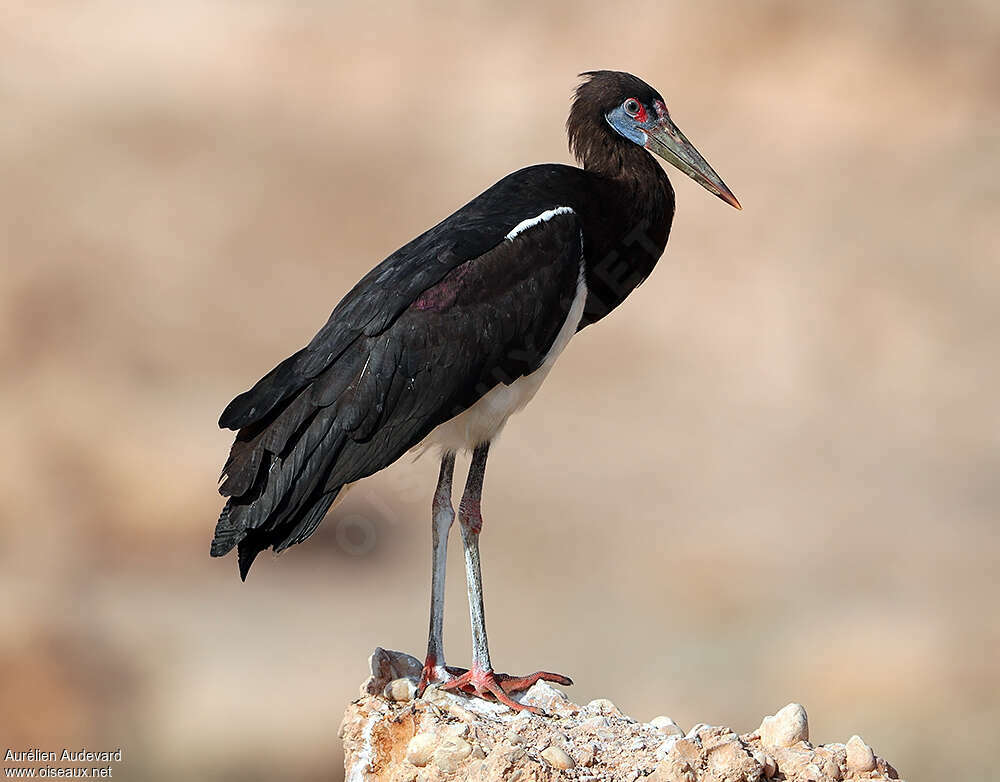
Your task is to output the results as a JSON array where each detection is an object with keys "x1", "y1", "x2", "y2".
[{"x1": 459, "y1": 500, "x2": 482, "y2": 533}]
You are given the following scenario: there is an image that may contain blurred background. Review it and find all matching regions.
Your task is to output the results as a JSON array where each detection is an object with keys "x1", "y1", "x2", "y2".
[{"x1": 1, "y1": 1, "x2": 997, "y2": 779}]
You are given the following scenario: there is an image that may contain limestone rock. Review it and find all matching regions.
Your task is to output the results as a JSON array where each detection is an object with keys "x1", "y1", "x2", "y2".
[
  {"x1": 652, "y1": 716, "x2": 685, "y2": 737},
  {"x1": 520, "y1": 680, "x2": 578, "y2": 717},
  {"x1": 705, "y1": 740, "x2": 762, "y2": 782},
  {"x1": 384, "y1": 677, "x2": 416, "y2": 702},
  {"x1": 540, "y1": 745, "x2": 576, "y2": 769},
  {"x1": 405, "y1": 733, "x2": 436, "y2": 767},
  {"x1": 362, "y1": 647, "x2": 422, "y2": 697},
  {"x1": 760, "y1": 703, "x2": 810, "y2": 749},
  {"x1": 846, "y1": 735, "x2": 876, "y2": 773},
  {"x1": 433, "y1": 734, "x2": 472, "y2": 772},
  {"x1": 341, "y1": 649, "x2": 905, "y2": 782},
  {"x1": 585, "y1": 697, "x2": 624, "y2": 716},
  {"x1": 752, "y1": 749, "x2": 778, "y2": 779}
]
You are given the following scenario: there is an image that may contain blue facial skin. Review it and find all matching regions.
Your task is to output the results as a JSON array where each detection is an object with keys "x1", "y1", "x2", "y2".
[{"x1": 605, "y1": 104, "x2": 649, "y2": 146}]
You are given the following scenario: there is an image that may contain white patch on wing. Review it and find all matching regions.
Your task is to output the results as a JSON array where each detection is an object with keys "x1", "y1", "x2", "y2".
[
  {"x1": 422, "y1": 250, "x2": 587, "y2": 453},
  {"x1": 504, "y1": 206, "x2": 575, "y2": 241}
]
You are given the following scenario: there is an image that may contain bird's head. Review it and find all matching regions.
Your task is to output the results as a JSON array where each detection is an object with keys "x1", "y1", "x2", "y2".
[{"x1": 568, "y1": 70, "x2": 741, "y2": 209}]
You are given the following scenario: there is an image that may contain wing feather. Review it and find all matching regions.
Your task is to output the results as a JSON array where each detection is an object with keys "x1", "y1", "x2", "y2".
[{"x1": 213, "y1": 202, "x2": 583, "y2": 578}]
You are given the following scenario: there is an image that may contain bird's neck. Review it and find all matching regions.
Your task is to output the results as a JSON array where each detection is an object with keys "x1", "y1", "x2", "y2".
[{"x1": 575, "y1": 141, "x2": 676, "y2": 328}]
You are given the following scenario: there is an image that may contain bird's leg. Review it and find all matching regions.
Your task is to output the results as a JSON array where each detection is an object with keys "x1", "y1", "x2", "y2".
[
  {"x1": 418, "y1": 451, "x2": 457, "y2": 694},
  {"x1": 438, "y1": 442, "x2": 572, "y2": 713}
]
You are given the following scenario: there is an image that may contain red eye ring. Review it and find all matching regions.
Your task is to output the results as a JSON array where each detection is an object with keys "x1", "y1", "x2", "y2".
[{"x1": 623, "y1": 98, "x2": 641, "y2": 117}]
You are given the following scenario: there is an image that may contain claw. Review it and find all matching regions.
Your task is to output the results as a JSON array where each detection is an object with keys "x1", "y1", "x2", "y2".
[{"x1": 435, "y1": 665, "x2": 572, "y2": 713}]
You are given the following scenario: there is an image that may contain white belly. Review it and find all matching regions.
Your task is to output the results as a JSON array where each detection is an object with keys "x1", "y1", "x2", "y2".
[{"x1": 421, "y1": 263, "x2": 587, "y2": 453}]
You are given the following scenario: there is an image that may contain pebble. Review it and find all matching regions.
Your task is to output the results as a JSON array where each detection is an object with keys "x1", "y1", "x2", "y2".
[
  {"x1": 586, "y1": 698, "x2": 623, "y2": 716},
  {"x1": 579, "y1": 716, "x2": 611, "y2": 733},
  {"x1": 651, "y1": 716, "x2": 684, "y2": 737},
  {"x1": 443, "y1": 722, "x2": 469, "y2": 738},
  {"x1": 752, "y1": 749, "x2": 777, "y2": 779},
  {"x1": 519, "y1": 681, "x2": 578, "y2": 717},
  {"x1": 509, "y1": 711, "x2": 534, "y2": 732},
  {"x1": 654, "y1": 757, "x2": 697, "y2": 782},
  {"x1": 405, "y1": 733, "x2": 437, "y2": 767},
  {"x1": 759, "y1": 703, "x2": 809, "y2": 749},
  {"x1": 506, "y1": 731, "x2": 527, "y2": 745},
  {"x1": 445, "y1": 702, "x2": 478, "y2": 723},
  {"x1": 670, "y1": 738, "x2": 702, "y2": 765},
  {"x1": 846, "y1": 735, "x2": 876, "y2": 772},
  {"x1": 577, "y1": 742, "x2": 598, "y2": 767},
  {"x1": 655, "y1": 735, "x2": 681, "y2": 759},
  {"x1": 541, "y1": 745, "x2": 576, "y2": 770},
  {"x1": 706, "y1": 741, "x2": 760, "y2": 780},
  {"x1": 433, "y1": 735, "x2": 473, "y2": 772},
  {"x1": 383, "y1": 677, "x2": 416, "y2": 702},
  {"x1": 421, "y1": 686, "x2": 450, "y2": 707}
]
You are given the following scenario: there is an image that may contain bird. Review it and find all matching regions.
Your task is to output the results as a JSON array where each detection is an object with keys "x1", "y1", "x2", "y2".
[{"x1": 211, "y1": 70, "x2": 740, "y2": 712}]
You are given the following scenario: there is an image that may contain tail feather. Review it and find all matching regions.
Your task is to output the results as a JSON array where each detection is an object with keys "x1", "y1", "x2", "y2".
[
  {"x1": 273, "y1": 490, "x2": 340, "y2": 553},
  {"x1": 212, "y1": 325, "x2": 413, "y2": 579},
  {"x1": 237, "y1": 530, "x2": 269, "y2": 581},
  {"x1": 211, "y1": 397, "x2": 350, "y2": 578},
  {"x1": 210, "y1": 503, "x2": 240, "y2": 557}
]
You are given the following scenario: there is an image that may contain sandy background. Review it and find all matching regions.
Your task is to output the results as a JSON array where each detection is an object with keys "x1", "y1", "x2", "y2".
[{"x1": 1, "y1": 1, "x2": 997, "y2": 780}]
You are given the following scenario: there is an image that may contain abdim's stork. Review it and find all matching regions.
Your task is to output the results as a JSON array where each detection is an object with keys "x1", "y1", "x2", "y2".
[{"x1": 212, "y1": 71, "x2": 740, "y2": 711}]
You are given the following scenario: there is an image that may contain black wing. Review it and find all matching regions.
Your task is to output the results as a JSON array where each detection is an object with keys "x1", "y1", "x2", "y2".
[{"x1": 212, "y1": 182, "x2": 583, "y2": 579}]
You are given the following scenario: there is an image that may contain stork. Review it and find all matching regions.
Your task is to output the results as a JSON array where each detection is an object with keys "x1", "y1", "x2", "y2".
[{"x1": 212, "y1": 71, "x2": 740, "y2": 712}]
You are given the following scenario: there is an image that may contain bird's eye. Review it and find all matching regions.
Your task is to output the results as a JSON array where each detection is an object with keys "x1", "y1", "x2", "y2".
[{"x1": 623, "y1": 99, "x2": 641, "y2": 117}]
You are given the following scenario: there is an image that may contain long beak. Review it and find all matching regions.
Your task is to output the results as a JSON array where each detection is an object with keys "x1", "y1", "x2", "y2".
[{"x1": 645, "y1": 116, "x2": 742, "y2": 210}]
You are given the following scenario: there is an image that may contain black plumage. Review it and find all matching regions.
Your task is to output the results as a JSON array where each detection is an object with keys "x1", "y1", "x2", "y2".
[{"x1": 212, "y1": 70, "x2": 739, "y2": 583}]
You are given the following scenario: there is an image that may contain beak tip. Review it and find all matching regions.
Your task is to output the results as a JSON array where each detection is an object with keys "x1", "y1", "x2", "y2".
[{"x1": 720, "y1": 190, "x2": 742, "y2": 210}]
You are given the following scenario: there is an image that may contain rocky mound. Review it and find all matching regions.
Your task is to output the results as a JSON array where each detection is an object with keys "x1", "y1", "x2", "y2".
[{"x1": 339, "y1": 648, "x2": 902, "y2": 781}]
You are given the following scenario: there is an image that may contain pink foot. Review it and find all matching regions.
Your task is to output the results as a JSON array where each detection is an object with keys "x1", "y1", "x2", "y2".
[
  {"x1": 417, "y1": 655, "x2": 466, "y2": 695},
  {"x1": 436, "y1": 665, "x2": 573, "y2": 713}
]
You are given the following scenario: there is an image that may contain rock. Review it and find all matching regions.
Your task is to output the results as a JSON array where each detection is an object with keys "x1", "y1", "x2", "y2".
[
  {"x1": 652, "y1": 716, "x2": 685, "y2": 736},
  {"x1": 585, "y1": 697, "x2": 623, "y2": 716},
  {"x1": 519, "y1": 680, "x2": 577, "y2": 716},
  {"x1": 405, "y1": 733, "x2": 437, "y2": 767},
  {"x1": 362, "y1": 647, "x2": 422, "y2": 697},
  {"x1": 579, "y1": 715, "x2": 611, "y2": 732},
  {"x1": 341, "y1": 649, "x2": 903, "y2": 781},
  {"x1": 706, "y1": 740, "x2": 763, "y2": 782},
  {"x1": 655, "y1": 735, "x2": 682, "y2": 759},
  {"x1": 433, "y1": 734, "x2": 473, "y2": 772},
  {"x1": 384, "y1": 677, "x2": 416, "y2": 702},
  {"x1": 444, "y1": 702, "x2": 478, "y2": 723},
  {"x1": 509, "y1": 711, "x2": 534, "y2": 733},
  {"x1": 541, "y1": 745, "x2": 576, "y2": 769},
  {"x1": 653, "y1": 756, "x2": 697, "y2": 782},
  {"x1": 577, "y1": 741, "x2": 597, "y2": 767},
  {"x1": 759, "y1": 703, "x2": 809, "y2": 749},
  {"x1": 506, "y1": 730, "x2": 527, "y2": 745},
  {"x1": 699, "y1": 726, "x2": 739, "y2": 749},
  {"x1": 846, "y1": 735, "x2": 876, "y2": 772},
  {"x1": 752, "y1": 749, "x2": 777, "y2": 779},
  {"x1": 670, "y1": 738, "x2": 703, "y2": 765},
  {"x1": 769, "y1": 743, "x2": 814, "y2": 780}
]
